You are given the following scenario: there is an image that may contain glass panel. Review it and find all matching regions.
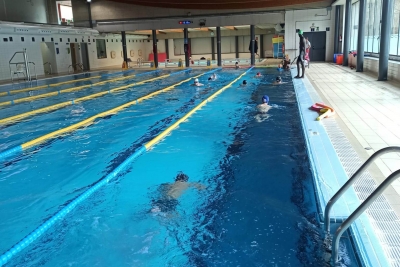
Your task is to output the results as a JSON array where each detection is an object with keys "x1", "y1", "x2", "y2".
[
  {"x1": 390, "y1": 0, "x2": 400, "y2": 55},
  {"x1": 96, "y1": 39, "x2": 107, "y2": 59}
]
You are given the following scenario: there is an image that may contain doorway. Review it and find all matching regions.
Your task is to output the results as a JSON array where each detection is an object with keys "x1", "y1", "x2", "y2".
[
  {"x1": 80, "y1": 43, "x2": 90, "y2": 71},
  {"x1": 70, "y1": 43, "x2": 84, "y2": 72},
  {"x1": 40, "y1": 42, "x2": 58, "y2": 75},
  {"x1": 303, "y1": 32, "x2": 326, "y2": 62}
]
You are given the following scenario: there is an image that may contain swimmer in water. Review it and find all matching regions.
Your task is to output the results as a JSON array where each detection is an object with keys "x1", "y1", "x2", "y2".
[
  {"x1": 255, "y1": 95, "x2": 271, "y2": 122},
  {"x1": 272, "y1": 76, "x2": 286, "y2": 85},
  {"x1": 240, "y1": 80, "x2": 248, "y2": 87},
  {"x1": 235, "y1": 62, "x2": 240, "y2": 69},
  {"x1": 151, "y1": 172, "x2": 205, "y2": 214},
  {"x1": 255, "y1": 72, "x2": 262, "y2": 78},
  {"x1": 209, "y1": 73, "x2": 217, "y2": 81},
  {"x1": 193, "y1": 78, "x2": 204, "y2": 86},
  {"x1": 277, "y1": 64, "x2": 283, "y2": 71}
]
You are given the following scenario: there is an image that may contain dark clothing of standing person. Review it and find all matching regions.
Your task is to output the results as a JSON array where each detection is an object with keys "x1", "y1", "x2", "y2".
[
  {"x1": 249, "y1": 38, "x2": 259, "y2": 55},
  {"x1": 295, "y1": 30, "x2": 306, "y2": 78}
]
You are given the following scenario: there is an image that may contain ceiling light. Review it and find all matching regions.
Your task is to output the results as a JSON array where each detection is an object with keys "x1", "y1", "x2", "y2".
[{"x1": 87, "y1": 0, "x2": 91, "y2": 2}]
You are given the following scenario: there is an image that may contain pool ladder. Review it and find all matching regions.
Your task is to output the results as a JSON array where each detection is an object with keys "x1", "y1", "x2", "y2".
[{"x1": 323, "y1": 146, "x2": 400, "y2": 265}]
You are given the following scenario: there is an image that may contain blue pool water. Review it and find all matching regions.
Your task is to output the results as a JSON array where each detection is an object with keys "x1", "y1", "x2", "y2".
[{"x1": 1, "y1": 68, "x2": 330, "y2": 266}]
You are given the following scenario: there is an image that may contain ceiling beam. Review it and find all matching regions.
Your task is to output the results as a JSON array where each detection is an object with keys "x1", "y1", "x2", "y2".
[{"x1": 223, "y1": 26, "x2": 237, "y2": 31}]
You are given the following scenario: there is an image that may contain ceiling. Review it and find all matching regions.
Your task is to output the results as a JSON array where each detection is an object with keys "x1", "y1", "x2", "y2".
[{"x1": 106, "y1": 0, "x2": 330, "y2": 9}]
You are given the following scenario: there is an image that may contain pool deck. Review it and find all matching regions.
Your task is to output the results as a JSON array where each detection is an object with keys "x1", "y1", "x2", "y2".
[{"x1": 296, "y1": 63, "x2": 400, "y2": 267}]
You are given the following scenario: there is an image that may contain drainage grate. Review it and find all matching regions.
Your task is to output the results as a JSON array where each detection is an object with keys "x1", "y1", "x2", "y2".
[{"x1": 322, "y1": 118, "x2": 400, "y2": 266}]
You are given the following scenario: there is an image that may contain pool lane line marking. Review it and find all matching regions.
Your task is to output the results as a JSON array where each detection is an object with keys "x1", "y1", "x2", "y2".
[
  {"x1": 0, "y1": 69, "x2": 217, "y2": 161},
  {"x1": 144, "y1": 67, "x2": 253, "y2": 149},
  {"x1": 0, "y1": 67, "x2": 245, "y2": 267},
  {"x1": 0, "y1": 70, "x2": 163, "y2": 107},
  {"x1": 0, "y1": 70, "x2": 189, "y2": 126},
  {"x1": 0, "y1": 69, "x2": 137, "y2": 97}
]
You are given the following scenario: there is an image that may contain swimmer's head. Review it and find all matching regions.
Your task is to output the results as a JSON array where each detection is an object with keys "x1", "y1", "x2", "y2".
[
  {"x1": 194, "y1": 78, "x2": 199, "y2": 83},
  {"x1": 262, "y1": 95, "x2": 269, "y2": 103},
  {"x1": 257, "y1": 72, "x2": 261, "y2": 76},
  {"x1": 278, "y1": 64, "x2": 283, "y2": 68},
  {"x1": 208, "y1": 77, "x2": 212, "y2": 81},
  {"x1": 235, "y1": 62, "x2": 239, "y2": 65},
  {"x1": 298, "y1": 29, "x2": 303, "y2": 36},
  {"x1": 242, "y1": 80, "x2": 247, "y2": 85},
  {"x1": 175, "y1": 172, "x2": 189, "y2": 182},
  {"x1": 276, "y1": 76, "x2": 282, "y2": 83}
]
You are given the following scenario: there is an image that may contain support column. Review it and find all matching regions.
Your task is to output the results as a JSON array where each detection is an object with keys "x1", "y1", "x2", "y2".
[
  {"x1": 235, "y1": 36, "x2": 239, "y2": 58},
  {"x1": 334, "y1": 6, "x2": 341, "y2": 54},
  {"x1": 184, "y1": 28, "x2": 189, "y2": 67},
  {"x1": 343, "y1": 0, "x2": 351, "y2": 66},
  {"x1": 87, "y1": 1, "x2": 93, "y2": 28},
  {"x1": 378, "y1": 0, "x2": 395, "y2": 80},
  {"x1": 250, "y1": 25, "x2": 255, "y2": 65},
  {"x1": 165, "y1": 39, "x2": 169, "y2": 59},
  {"x1": 211, "y1": 37, "x2": 215, "y2": 60},
  {"x1": 217, "y1": 27, "x2": 222, "y2": 66},
  {"x1": 152, "y1": 30, "x2": 158, "y2": 68},
  {"x1": 260, "y1": 35, "x2": 265, "y2": 58},
  {"x1": 121, "y1": 31, "x2": 128, "y2": 68},
  {"x1": 356, "y1": 0, "x2": 366, "y2": 72}
]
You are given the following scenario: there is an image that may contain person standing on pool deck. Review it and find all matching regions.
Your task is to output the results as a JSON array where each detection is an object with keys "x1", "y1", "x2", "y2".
[{"x1": 295, "y1": 30, "x2": 306, "y2": 79}]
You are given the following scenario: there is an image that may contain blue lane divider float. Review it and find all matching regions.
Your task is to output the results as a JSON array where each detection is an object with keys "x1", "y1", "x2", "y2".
[{"x1": 0, "y1": 66, "x2": 225, "y2": 266}]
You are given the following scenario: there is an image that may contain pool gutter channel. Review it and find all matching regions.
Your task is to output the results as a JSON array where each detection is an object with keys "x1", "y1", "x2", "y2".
[{"x1": 291, "y1": 69, "x2": 392, "y2": 267}]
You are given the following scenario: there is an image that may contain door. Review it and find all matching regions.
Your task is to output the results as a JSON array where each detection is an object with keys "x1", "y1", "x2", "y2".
[
  {"x1": 40, "y1": 42, "x2": 58, "y2": 74},
  {"x1": 303, "y1": 32, "x2": 326, "y2": 62},
  {"x1": 70, "y1": 43, "x2": 77, "y2": 71},
  {"x1": 80, "y1": 43, "x2": 90, "y2": 71}
]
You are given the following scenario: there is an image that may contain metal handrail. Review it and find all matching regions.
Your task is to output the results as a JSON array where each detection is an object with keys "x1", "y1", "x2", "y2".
[
  {"x1": 324, "y1": 146, "x2": 400, "y2": 234},
  {"x1": 43, "y1": 62, "x2": 52, "y2": 75},
  {"x1": 9, "y1": 49, "x2": 30, "y2": 82},
  {"x1": 68, "y1": 63, "x2": 84, "y2": 73},
  {"x1": 332, "y1": 169, "x2": 400, "y2": 263},
  {"x1": 28, "y1": 62, "x2": 37, "y2": 81},
  {"x1": 322, "y1": 146, "x2": 400, "y2": 264}
]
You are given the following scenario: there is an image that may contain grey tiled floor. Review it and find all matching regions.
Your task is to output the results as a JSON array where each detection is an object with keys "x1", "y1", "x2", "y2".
[{"x1": 306, "y1": 62, "x2": 400, "y2": 212}]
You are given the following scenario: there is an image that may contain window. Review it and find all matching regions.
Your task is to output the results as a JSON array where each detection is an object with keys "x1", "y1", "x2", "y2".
[
  {"x1": 42, "y1": 37, "x2": 45, "y2": 42},
  {"x1": 9, "y1": 37, "x2": 13, "y2": 42},
  {"x1": 112, "y1": 39, "x2": 113, "y2": 42},
  {"x1": 68, "y1": 38, "x2": 70, "y2": 42},
  {"x1": 32, "y1": 37, "x2": 35, "y2": 42},
  {"x1": 3, "y1": 38, "x2": 8, "y2": 42},
  {"x1": 21, "y1": 37, "x2": 25, "y2": 42},
  {"x1": 96, "y1": 39, "x2": 107, "y2": 59},
  {"x1": 60, "y1": 38, "x2": 62, "y2": 42},
  {"x1": 107, "y1": 39, "x2": 109, "y2": 42},
  {"x1": 75, "y1": 38, "x2": 77, "y2": 42},
  {"x1": 389, "y1": 0, "x2": 400, "y2": 56},
  {"x1": 51, "y1": 38, "x2": 54, "y2": 42},
  {"x1": 350, "y1": 1, "x2": 360, "y2": 51}
]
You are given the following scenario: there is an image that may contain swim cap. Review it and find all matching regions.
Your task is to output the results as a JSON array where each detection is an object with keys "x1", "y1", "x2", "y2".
[
  {"x1": 276, "y1": 76, "x2": 282, "y2": 82},
  {"x1": 194, "y1": 78, "x2": 199, "y2": 83},
  {"x1": 175, "y1": 172, "x2": 189, "y2": 182},
  {"x1": 257, "y1": 72, "x2": 260, "y2": 75},
  {"x1": 208, "y1": 77, "x2": 212, "y2": 81},
  {"x1": 243, "y1": 80, "x2": 247, "y2": 85},
  {"x1": 262, "y1": 95, "x2": 269, "y2": 103}
]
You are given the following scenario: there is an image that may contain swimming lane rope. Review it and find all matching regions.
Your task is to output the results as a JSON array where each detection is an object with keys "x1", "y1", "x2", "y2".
[
  {"x1": 0, "y1": 67, "x2": 250, "y2": 266},
  {"x1": 0, "y1": 69, "x2": 136, "y2": 97},
  {"x1": 0, "y1": 70, "x2": 181, "y2": 126},
  {"x1": 0, "y1": 68, "x2": 204, "y2": 161}
]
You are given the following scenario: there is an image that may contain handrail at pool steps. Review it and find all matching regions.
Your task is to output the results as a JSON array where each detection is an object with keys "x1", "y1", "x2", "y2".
[
  {"x1": 0, "y1": 68, "x2": 212, "y2": 161},
  {"x1": 0, "y1": 69, "x2": 189, "y2": 126},
  {"x1": 0, "y1": 66, "x2": 250, "y2": 267},
  {"x1": 323, "y1": 146, "x2": 400, "y2": 265},
  {"x1": 0, "y1": 71, "x2": 165, "y2": 107}
]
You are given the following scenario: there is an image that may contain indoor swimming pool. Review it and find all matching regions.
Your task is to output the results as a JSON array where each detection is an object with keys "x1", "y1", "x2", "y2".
[{"x1": 0, "y1": 68, "x2": 359, "y2": 266}]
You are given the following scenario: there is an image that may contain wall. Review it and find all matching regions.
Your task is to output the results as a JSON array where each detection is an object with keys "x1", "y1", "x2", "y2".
[
  {"x1": 0, "y1": 0, "x2": 48, "y2": 23},
  {"x1": 363, "y1": 57, "x2": 400, "y2": 82},
  {"x1": 284, "y1": 8, "x2": 336, "y2": 62}
]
